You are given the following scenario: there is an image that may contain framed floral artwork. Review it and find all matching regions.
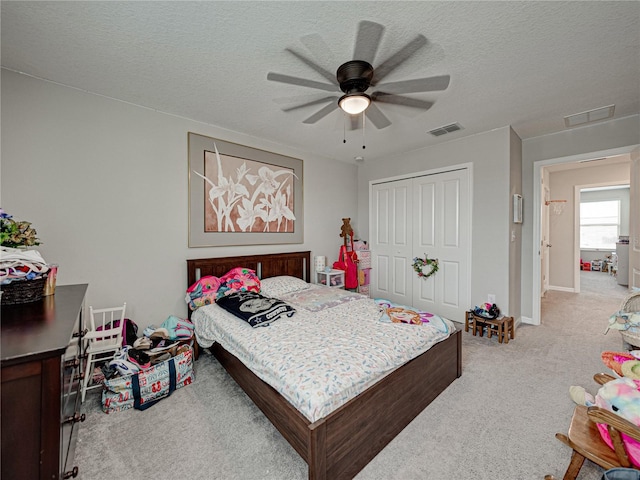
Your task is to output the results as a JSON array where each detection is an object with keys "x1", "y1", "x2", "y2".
[{"x1": 188, "y1": 132, "x2": 304, "y2": 247}]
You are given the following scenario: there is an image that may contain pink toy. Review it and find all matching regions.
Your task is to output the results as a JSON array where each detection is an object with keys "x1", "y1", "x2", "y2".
[{"x1": 595, "y1": 377, "x2": 640, "y2": 467}]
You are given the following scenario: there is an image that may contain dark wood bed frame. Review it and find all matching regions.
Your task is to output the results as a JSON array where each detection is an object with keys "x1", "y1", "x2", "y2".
[{"x1": 187, "y1": 251, "x2": 462, "y2": 480}]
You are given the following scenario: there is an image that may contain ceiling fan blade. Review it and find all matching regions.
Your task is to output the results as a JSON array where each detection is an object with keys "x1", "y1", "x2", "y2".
[
  {"x1": 285, "y1": 48, "x2": 338, "y2": 85},
  {"x1": 372, "y1": 92, "x2": 434, "y2": 110},
  {"x1": 353, "y1": 20, "x2": 385, "y2": 64},
  {"x1": 374, "y1": 75, "x2": 450, "y2": 94},
  {"x1": 371, "y1": 35, "x2": 428, "y2": 85},
  {"x1": 272, "y1": 92, "x2": 333, "y2": 106},
  {"x1": 282, "y1": 96, "x2": 338, "y2": 112},
  {"x1": 365, "y1": 103, "x2": 392, "y2": 129},
  {"x1": 267, "y1": 72, "x2": 337, "y2": 92},
  {"x1": 303, "y1": 101, "x2": 339, "y2": 124},
  {"x1": 300, "y1": 33, "x2": 337, "y2": 70}
]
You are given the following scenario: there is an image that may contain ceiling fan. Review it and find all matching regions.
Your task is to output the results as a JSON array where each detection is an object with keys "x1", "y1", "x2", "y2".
[{"x1": 267, "y1": 20, "x2": 450, "y2": 129}]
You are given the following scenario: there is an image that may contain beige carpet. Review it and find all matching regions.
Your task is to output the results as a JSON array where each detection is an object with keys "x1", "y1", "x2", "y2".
[{"x1": 75, "y1": 272, "x2": 633, "y2": 479}]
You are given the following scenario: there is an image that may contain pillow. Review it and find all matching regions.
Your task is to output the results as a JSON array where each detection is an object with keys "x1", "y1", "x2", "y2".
[
  {"x1": 216, "y1": 291, "x2": 296, "y2": 327},
  {"x1": 216, "y1": 267, "x2": 261, "y2": 299},
  {"x1": 260, "y1": 275, "x2": 310, "y2": 298},
  {"x1": 185, "y1": 275, "x2": 222, "y2": 311}
]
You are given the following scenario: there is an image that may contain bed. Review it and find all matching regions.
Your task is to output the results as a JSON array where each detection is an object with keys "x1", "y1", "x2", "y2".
[{"x1": 187, "y1": 251, "x2": 462, "y2": 480}]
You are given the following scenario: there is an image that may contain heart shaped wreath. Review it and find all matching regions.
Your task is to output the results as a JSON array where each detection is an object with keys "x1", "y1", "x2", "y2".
[{"x1": 412, "y1": 254, "x2": 439, "y2": 279}]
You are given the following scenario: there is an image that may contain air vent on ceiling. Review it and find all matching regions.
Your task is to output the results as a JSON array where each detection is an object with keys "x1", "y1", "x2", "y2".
[
  {"x1": 564, "y1": 105, "x2": 615, "y2": 128},
  {"x1": 428, "y1": 122, "x2": 463, "y2": 137}
]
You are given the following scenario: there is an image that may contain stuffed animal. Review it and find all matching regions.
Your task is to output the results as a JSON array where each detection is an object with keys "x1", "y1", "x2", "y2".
[
  {"x1": 569, "y1": 351, "x2": 640, "y2": 466},
  {"x1": 594, "y1": 377, "x2": 640, "y2": 467}
]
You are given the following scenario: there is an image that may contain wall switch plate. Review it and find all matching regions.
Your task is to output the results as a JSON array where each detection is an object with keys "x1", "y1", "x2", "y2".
[{"x1": 488, "y1": 294, "x2": 496, "y2": 304}]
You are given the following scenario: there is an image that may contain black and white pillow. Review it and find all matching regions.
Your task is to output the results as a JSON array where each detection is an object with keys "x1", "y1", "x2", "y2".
[{"x1": 216, "y1": 291, "x2": 296, "y2": 327}]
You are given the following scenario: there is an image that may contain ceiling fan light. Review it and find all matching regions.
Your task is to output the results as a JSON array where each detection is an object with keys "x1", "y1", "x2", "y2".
[{"x1": 339, "y1": 94, "x2": 371, "y2": 115}]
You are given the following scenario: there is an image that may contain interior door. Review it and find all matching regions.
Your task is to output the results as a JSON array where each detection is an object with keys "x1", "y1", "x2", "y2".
[
  {"x1": 370, "y1": 179, "x2": 413, "y2": 306},
  {"x1": 541, "y1": 182, "x2": 550, "y2": 296},
  {"x1": 412, "y1": 169, "x2": 470, "y2": 322},
  {"x1": 370, "y1": 168, "x2": 470, "y2": 322}
]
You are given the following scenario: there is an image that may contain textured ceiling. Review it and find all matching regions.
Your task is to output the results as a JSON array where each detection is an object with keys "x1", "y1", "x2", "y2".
[{"x1": 2, "y1": 1, "x2": 639, "y2": 163}]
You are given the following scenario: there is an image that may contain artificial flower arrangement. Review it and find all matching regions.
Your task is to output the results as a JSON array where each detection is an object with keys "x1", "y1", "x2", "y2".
[{"x1": 0, "y1": 209, "x2": 41, "y2": 248}]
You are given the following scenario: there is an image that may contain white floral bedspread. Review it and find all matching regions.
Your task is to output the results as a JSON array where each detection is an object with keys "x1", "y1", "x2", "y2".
[
  {"x1": 192, "y1": 284, "x2": 455, "y2": 422},
  {"x1": 280, "y1": 286, "x2": 363, "y2": 312}
]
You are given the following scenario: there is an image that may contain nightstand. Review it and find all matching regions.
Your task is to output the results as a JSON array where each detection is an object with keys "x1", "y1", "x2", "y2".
[{"x1": 316, "y1": 269, "x2": 345, "y2": 288}]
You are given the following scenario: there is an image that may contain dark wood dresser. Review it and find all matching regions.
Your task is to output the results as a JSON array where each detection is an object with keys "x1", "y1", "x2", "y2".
[{"x1": 1, "y1": 284, "x2": 88, "y2": 479}]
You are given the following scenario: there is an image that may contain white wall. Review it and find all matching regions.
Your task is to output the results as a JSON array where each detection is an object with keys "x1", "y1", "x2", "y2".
[
  {"x1": 357, "y1": 127, "x2": 516, "y2": 316},
  {"x1": 548, "y1": 164, "x2": 630, "y2": 289},
  {"x1": 521, "y1": 114, "x2": 640, "y2": 319},
  {"x1": 1, "y1": 69, "x2": 358, "y2": 329},
  {"x1": 509, "y1": 128, "x2": 523, "y2": 320}
]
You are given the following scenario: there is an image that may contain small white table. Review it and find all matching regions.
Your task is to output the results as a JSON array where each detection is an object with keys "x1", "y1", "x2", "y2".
[{"x1": 316, "y1": 269, "x2": 345, "y2": 289}]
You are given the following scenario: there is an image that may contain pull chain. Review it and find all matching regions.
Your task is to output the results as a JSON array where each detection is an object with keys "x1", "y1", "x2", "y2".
[
  {"x1": 343, "y1": 113, "x2": 346, "y2": 144},
  {"x1": 362, "y1": 111, "x2": 366, "y2": 149}
]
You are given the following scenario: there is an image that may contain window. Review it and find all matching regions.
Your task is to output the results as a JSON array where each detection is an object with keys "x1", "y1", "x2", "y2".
[{"x1": 580, "y1": 200, "x2": 620, "y2": 250}]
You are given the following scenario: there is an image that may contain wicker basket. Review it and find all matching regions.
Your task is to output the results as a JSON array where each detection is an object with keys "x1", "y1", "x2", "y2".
[
  {"x1": 618, "y1": 291, "x2": 640, "y2": 347},
  {"x1": 1, "y1": 275, "x2": 48, "y2": 306}
]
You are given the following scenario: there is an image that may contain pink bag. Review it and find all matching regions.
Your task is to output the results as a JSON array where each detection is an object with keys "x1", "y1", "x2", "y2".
[{"x1": 333, "y1": 235, "x2": 359, "y2": 289}]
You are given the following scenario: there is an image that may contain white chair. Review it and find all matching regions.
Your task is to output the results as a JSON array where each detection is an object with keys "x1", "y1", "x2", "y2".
[{"x1": 81, "y1": 303, "x2": 126, "y2": 402}]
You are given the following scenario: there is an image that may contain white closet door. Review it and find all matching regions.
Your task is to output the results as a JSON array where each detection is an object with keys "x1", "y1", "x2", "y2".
[
  {"x1": 412, "y1": 169, "x2": 470, "y2": 322},
  {"x1": 370, "y1": 179, "x2": 414, "y2": 306},
  {"x1": 370, "y1": 168, "x2": 470, "y2": 322}
]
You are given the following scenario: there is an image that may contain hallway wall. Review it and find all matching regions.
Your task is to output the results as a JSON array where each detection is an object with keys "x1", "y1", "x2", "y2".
[
  {"x1": 547, "y1": 162, "x2": 630, "y2": 290},
  {"x1": 521, "y1": 114, "x2": 640, "y2": 321}
]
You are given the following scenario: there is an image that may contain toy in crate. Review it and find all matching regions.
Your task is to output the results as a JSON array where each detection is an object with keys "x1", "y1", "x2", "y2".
[
  {"x1": 472, "y1": 302, "x2": 501, "y2": 319},
  {"x1": 605, "y1": 292, "x2": 640, "y2": 348}
]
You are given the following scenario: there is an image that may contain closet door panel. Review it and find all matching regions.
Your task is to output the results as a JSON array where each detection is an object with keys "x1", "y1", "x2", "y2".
[
  {"x1": 371, "y1": 180, "x2": 413, "y2": 305},
  {"x1": 417, "y1": 181, "x2": 436, "y2": 248},
  {"x1": 393, "y1": 257, "x2": 410, "y2": 297},
  {"x1": 443, "y1": 179, "x2": 460, "y2": 247},
  {"x1": 442, "y1": 260, "x2": 461, "y2": 308},
  {"x1": 375, "y1": 255, "x2": 390, "y2": 291},
  {"x1": 393, "y1": 186, "x2": 409, "y2": 246},
  {"x1": 373, "y1": 188, "x2": 391, "y2": 295},
  {"x1": 375, "y1": 189, "x2": 390, "y2": 245},
  {"x1": 417, "y1": 275, "x2": 436, "y2": 304}
]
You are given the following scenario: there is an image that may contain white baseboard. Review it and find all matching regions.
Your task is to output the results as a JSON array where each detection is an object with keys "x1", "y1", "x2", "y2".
[
  {"x1": 547, "y1": 285, "x2": 576, "y2": 293},
  {"x1": 521, "y1": 316, "x2": 539, "y2": 326}
]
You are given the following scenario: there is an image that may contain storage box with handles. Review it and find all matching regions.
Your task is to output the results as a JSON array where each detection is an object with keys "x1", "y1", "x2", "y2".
[{"x1": 358, "y1": 250, "x2": 371, "y2": 269}]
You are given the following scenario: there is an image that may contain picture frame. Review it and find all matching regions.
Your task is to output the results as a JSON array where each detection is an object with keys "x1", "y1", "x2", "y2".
[
  {"x1": 513, "y1": 194, "x2": 523, "y2": 224},
  {"x1": 188, "y1": 132, "x2": 304, "y2": 247}
]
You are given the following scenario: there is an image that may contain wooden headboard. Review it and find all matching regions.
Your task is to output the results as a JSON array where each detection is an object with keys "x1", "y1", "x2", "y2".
[{"x1": 186, "y1": 251, "x2": 311, "y2": 288}]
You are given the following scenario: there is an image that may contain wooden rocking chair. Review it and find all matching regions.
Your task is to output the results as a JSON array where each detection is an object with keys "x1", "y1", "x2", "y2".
[{"x1": 546, "y1": 373, "x2": 640, "y2": 480}]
